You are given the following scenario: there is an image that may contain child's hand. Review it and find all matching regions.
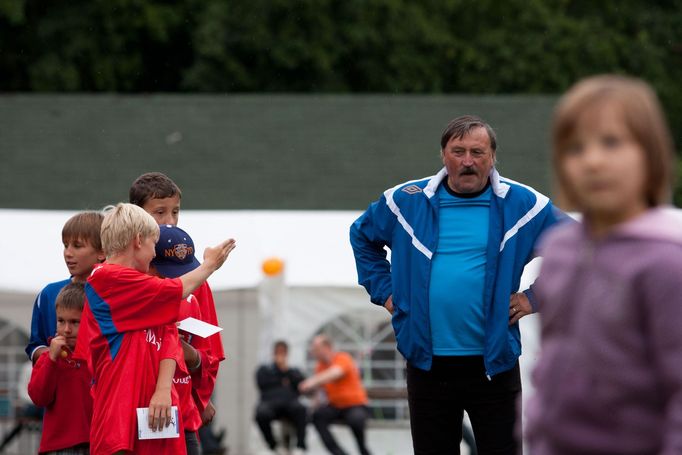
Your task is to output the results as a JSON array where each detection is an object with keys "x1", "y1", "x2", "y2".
[
  {"x1": 148, "y1": 388, "x2": 172, "y2": 431},
  {"x1": 203, "y1": 239, "x2": 236, "y2": 271},
  {"x1": 48, "y1": 336, "x2": 67, "y2": 362},
  {"x1": 201, "y1": 400, "x2": 216, "y2": 425}
]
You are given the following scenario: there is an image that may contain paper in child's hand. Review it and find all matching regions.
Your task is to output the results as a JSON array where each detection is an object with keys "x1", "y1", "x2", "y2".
[
  {"x1": 136, "y1": 406, "x2": 180, "y2": 440},
  {"x1": 177, "y1": 317, "x2": 223, "y2": 338}
]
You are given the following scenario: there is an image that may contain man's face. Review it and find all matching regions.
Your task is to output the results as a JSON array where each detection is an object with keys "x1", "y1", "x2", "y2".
[
  {"x1": 274, "y1": 346, "x2": 288, "y2": 369},
  {"x1": 310, "y1": 338, "x2": 327, "y2": 362},
  {"x1": 310, "y1": 338, "x2": 324, "y2": 362},
  {"x1": 441, "y1": 127, "x2": 496, "y2": 193}
]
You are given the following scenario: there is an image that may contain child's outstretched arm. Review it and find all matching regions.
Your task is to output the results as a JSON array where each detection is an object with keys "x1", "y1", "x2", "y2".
[
  {"x1": 179, "y1": 239, "x2": 236, "y2": 298},
  {"x1": 148, "y1": 358, "x2": 176, "y2": 431}
]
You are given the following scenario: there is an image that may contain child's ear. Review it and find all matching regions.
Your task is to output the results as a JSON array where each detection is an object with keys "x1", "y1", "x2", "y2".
[
  {"x1": 134, "y1": 233, "x2": 142, "y2": 249},
  {"x1": 97, "y1": 252, "x2": 105, "y2": 262}
]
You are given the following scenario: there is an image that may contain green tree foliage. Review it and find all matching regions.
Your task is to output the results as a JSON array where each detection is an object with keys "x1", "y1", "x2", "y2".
[
  {"x1": 3, "y1": 1, "x2": 680, "y2": 121},
  {"x1": 2, "y1": 1, "x2": 680, "y2": 96},
  {"x1": 2, "y1": 1, "x2": 679, "y2": 93},
  {"x1": 0, "y1": 0, "x2": 200, "y2": 91}
]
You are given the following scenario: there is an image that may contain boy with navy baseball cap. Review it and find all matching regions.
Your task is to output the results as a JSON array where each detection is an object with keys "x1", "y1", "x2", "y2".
[
  {"x1": 152, "y1": 225, "x2": 201, "y2": 278},
  {"x1": 131, "y1": 174, "x2": 225, "y2": 433},
  {"x1": 151, "y1": 225, "x2": 212, "y2": 455}
]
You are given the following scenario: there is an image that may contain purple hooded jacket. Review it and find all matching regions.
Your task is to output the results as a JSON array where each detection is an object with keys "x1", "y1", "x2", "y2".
[{"x1": 526, "y1": 208, "x2": 682, "y2": 455}]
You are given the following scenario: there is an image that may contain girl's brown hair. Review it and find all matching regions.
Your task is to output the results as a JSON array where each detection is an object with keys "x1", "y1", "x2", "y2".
[{"x1": 552, "y1": 74, "x2": 675, "y2": 209}]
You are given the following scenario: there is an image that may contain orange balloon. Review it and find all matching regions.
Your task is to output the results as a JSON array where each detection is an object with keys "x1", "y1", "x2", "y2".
[{"x1": 262, "y1": 257, "x2": 284, "y2": 276}]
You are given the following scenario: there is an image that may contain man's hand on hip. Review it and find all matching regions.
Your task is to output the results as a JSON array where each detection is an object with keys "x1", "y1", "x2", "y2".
[
  {"x1": 384, "y1": 295, "x2": 394, "y2": 315},
  {"x1": 509, "y1": 292, "x2": 532, "y2": 325}
]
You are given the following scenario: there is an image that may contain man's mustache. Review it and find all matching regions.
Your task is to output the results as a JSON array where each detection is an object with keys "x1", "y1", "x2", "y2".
[{"x1": 460, "y1": 168, "x2": 477, "y2": 176}]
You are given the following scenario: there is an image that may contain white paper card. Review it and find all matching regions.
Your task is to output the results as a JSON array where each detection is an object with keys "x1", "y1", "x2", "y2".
[
  {"x1": 177, "y1": 317, "x2": 223, "y2": 338},
  {"x1": 136, "y1": 406, "x2": 180, "y2": 440}
]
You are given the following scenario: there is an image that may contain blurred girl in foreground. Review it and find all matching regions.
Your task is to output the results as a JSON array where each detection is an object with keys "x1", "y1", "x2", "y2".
[{"x1": 526, "y1": 75, "x2": 682, "y2": 454}]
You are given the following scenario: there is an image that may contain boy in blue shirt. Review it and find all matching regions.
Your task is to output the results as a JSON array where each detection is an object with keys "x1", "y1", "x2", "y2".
[{"x1": 26, "y1": 211, "x2": 104, "y2": 363}]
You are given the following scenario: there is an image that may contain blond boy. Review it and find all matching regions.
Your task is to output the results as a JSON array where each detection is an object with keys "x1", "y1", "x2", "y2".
[{"x1": 74, "y1": 203, "x2": 235, "y2": 455}]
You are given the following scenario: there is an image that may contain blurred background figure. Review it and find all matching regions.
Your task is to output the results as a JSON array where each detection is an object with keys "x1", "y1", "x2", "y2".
[
  {"x1": 254, "y1": 340, "x2": 307, "y2": 455},
  {"x1": 300, "y1": 335, "x2": 371, "y2": 455},
  {"x1": 526, "y1": 74, "x2": 682, "y2": 454}
]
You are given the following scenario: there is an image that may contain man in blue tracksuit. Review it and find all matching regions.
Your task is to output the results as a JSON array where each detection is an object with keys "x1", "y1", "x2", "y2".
[{"x1": 350, "y1": 115, "x2": 565, "y2": 455}]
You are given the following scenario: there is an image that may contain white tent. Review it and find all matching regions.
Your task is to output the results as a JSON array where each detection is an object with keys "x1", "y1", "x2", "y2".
[{"x1": 0, "y1": 209, "x2": 365, "y2": 293}]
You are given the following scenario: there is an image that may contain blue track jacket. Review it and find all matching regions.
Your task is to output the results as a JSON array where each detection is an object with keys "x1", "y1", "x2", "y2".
[{"x1": 350, "y1": 168, "x2": 564, "y2": 376}]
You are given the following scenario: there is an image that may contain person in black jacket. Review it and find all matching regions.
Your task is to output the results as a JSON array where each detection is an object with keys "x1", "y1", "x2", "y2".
[{"x1": 255, "y1": 340, "x2": 307, "y2": 454}]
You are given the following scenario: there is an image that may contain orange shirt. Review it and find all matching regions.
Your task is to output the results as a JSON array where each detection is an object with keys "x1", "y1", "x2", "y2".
[{"x1": 316, "y1": 352, "x2": 367, "y2": 408}]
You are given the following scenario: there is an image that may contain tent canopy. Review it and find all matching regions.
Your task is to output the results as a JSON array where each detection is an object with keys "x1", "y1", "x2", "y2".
[{"x1": 1, "y1": 209, "x2": 364, "y2": 293}]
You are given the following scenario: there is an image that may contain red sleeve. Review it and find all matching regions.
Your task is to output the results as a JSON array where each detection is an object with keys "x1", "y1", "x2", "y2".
[
  {"x1": 88, "y1": 266, "x2": 182, "y2": 333},
  {"x1": 159, "y1": 324, "x2": 188, "y2": 377},
  {"x1": 27, "y1": 352, "x2": 58, "y2": 407},
  {"x1": 194, "y1": 282, "x2": 225, "y2": 361},
  {"x1": 190, "y1": 283, "x2": 224, "y2": 410},
  {"x1": 182, "y1": 293, "x2": 219, "y2": 411},
  {"x1": 182, "y1": 295, "x2": 210, "y2": 381}
]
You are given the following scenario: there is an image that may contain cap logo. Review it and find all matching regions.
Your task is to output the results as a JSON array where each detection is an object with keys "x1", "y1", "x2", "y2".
[{"x1": 164, "y1": 243, "x2": 193, "y2": 261}]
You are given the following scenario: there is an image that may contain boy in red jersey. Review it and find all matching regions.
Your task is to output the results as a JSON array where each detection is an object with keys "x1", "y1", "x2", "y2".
[
  {"x1": 75, "y1": 203, "x2": 236, "y2": 455},
  {"x1": 28, "y1": 282, "x2": 92, "y2": 455},
  {"x1": 130, "y1": 172, "x2": 225, "y2": 427},
  {"x1": 150, "y1": 224, "x2": 213, "y2": 455}
]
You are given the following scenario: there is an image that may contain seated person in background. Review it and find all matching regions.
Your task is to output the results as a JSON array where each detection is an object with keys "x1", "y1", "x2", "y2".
[
  {"x1": 28, "y1": 282, "x2": 92, "y2": 455},
  {"x1": 255, "y1": 340, "x2": 307, "y2": 455},
  {"x1": 299, "y1": 335, "x2": 371, "y2": 455}
]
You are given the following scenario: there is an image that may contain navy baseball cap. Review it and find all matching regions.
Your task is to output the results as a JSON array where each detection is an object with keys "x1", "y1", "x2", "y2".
[{"x1": 152, "y1": 225, "x2": 201, "y2": 278}]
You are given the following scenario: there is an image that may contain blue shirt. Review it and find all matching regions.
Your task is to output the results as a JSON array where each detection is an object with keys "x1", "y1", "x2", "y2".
[
  {"x1": 26, "y1": 278, "x2": 71, "y2": 360},
  {"x1": 429, "y1": 182, "x2": 491, "y2": 355}
]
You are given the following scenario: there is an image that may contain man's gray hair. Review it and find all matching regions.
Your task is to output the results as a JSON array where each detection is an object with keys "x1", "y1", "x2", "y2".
[{"x1": 440, "y1": 115, "x2": 497, "y2": 151}]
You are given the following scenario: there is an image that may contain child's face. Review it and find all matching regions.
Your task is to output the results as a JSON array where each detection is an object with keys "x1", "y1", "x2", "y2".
[
  {"x1": 133, "y1": 233, "x2": 159, "y2": 273},
  {"x1": 56, "y1": 307, "x2": 81, "y2": 351},
  {"x1": 562, "y1": 104, "x2": 648, "y2": 220},
  {"x1": 63, "y1": 236, "x2": 105, "y2": 282},
  {"x1": 142, "y1": 195, "x2": 181, "y2": 226}
]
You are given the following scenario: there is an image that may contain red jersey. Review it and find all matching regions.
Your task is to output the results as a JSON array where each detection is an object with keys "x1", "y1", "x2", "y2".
[
  {"x1": 28, "y1": 351, "x2": 93, "y2": 454},
  {"x1": 175, "y1": 294, "x2": 206, "y2": 432},
  {"x1": 75, "y1": 263, "x2": 186, "y2": 455},
  {"x1": 191, "y1": 282, "x2": 224, "y2": 411}
]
